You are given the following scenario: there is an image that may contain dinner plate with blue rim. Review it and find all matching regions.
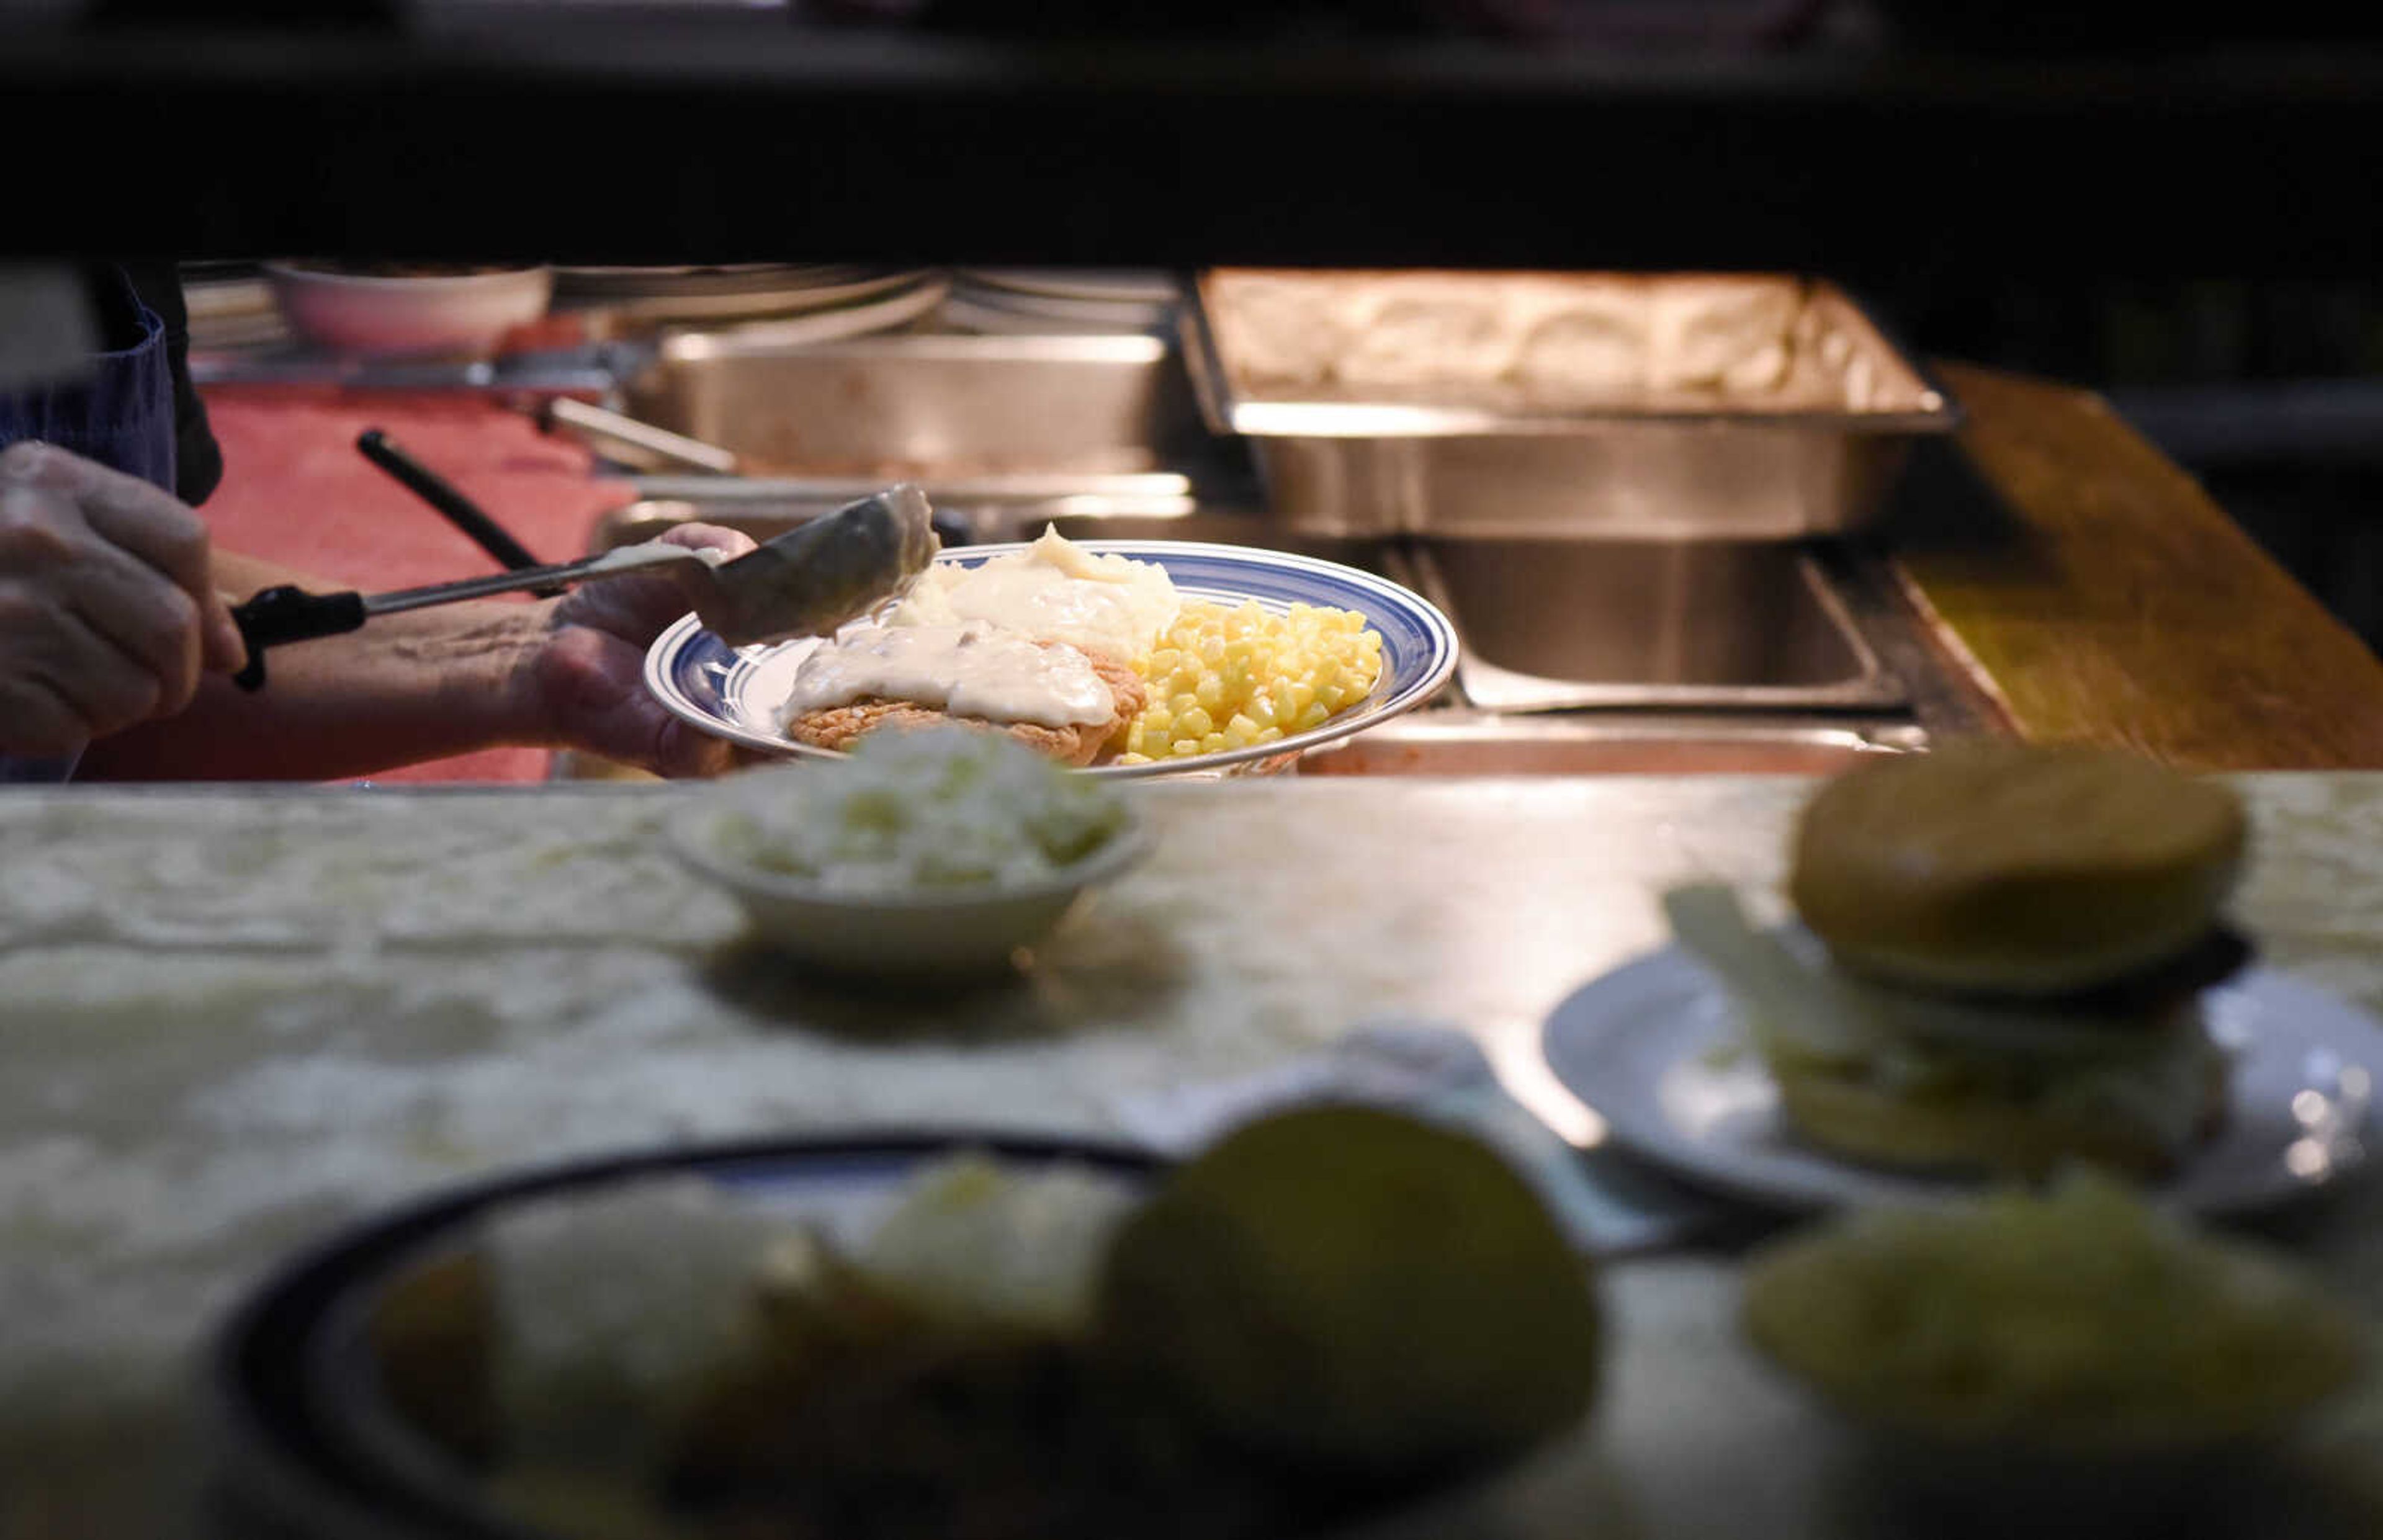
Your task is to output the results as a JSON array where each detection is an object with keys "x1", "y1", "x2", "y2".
[
  {"x1": 643, "y1": 540, "x2": 1460, "y2": 778},
  {"x1": 208, "y1": 1134, "x2": 1159, "y2": 1540}
]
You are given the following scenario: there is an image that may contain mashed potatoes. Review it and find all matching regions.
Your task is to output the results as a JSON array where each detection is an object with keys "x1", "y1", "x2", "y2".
[
  {"x1": 855, "y1": 1153, "x2": 1139, "y2": 1336},
  {"x1": 480, "y1": 1176, "x2": 789, "y2": 1474},
  {"x1": 707, "y1": 727, "x2": 1131, "y2": 894},
  {"x1": 464, "y1": 1156, "x2": 1136, "y2": 1519},
  {"x1": 891, "y1": 527, "x2": 1180, "y2": 665}
]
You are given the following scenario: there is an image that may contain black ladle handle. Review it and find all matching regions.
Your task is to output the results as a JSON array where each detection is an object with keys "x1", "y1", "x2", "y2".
[
  {"x1": 356, "y1": 429, "x2": 560, "y2": 594},
  {"x1": 228, "y1": 586, "x2": 369, "y2": 692}
]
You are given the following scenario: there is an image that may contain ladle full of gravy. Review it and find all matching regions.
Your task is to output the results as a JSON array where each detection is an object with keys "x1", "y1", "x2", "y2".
[{"x1": 227, "y1": 485, "x2": 941, "y2": 690}]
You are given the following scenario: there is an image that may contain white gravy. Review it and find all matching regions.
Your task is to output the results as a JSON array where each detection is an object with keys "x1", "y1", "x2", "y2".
[{"x1": 779, "y1": 624, "x2": 1115, "y2": 729}]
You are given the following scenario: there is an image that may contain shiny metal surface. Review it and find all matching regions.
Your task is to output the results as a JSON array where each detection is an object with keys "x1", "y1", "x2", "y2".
[
  {"x1": 972, "y1": 504, "x2": 1377, "y2": 562},
  {"x1": 617, "y1": 473, "x2": 1198, "y2": 519},
  {"x1": 351, "y1": 488, "x2": 932, "y2": 644},
  {"x1": 1411, "y1": 540, "x2": 1903, "y2": 712},
  {"x1": 1241, "y1": 423, "x2": 1923, "y2": 542},
  {"x1": 186, "y1": 346, "x2": 618, "y2": 393},
  {"x1": 1299, "y1": 714, "x2": 1925, "y2": 777},
  {"x1": 622, "y1": 331, "x2": 1207, "y2": 477},
  {"x1": 603, "y1": 502, "x2": 1333, "y2": 560},
  {"x1": 544, "y1": 396, "x2": 741, "y2": 474},
  {"x1": 1182, "y1": 272, "x2": 1958, "y2": 539}
]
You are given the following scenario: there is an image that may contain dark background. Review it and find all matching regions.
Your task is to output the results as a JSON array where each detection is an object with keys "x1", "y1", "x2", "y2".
[{"x1": 14, "y1": 0, "x2": 2383, "y2": 641}]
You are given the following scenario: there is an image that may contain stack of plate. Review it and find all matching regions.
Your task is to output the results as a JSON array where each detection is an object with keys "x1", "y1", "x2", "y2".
[
  {"x1": 550, "y1": 264, "x2": 946, "y2": 338},
  {"x1": 181, "y1": 264, "x2": 293, "y2": 352},
  {"x1": 944, "y1": 269, "x2": 1181, "y2": 336}
]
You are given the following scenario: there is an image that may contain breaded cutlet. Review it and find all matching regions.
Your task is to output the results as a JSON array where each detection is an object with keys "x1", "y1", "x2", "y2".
[{"x1": 786, "y1": 646, "x2": 1146, "y2": 768}]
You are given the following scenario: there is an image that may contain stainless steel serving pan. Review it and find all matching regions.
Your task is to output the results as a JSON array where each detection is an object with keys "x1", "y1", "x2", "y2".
[
  {"x1": 621, "y1": 329, "x2": 1208, "y2": 477},
  {"x1": 1404, "y1": 539, "x2": 1905, "y2": 713},
  {"x1": 1182, "y1": 270, "x2": 1959, "y2": 540}
]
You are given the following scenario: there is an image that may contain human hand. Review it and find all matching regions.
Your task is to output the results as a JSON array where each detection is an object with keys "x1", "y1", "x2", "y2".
[
  {"x1": 0, "y1": 441, "x2": 246, "y2": 756},
  {"x1": 520, "y1": 522, "x2": 760, "y2": 778}
]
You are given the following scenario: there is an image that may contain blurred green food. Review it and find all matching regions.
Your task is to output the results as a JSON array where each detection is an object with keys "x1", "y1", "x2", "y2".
[
  {"x1": 1742, "y1": 1171, "x2": 2372, "y2": 1453},
  {"x1": 1093, "y1": 1104, "x2": 1602, "y2": 1482}
]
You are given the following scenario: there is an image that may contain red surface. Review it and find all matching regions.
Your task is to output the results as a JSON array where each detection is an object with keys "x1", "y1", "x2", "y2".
[{"x1": 197, "y1": 386, "x2": 639, "y2": 782}]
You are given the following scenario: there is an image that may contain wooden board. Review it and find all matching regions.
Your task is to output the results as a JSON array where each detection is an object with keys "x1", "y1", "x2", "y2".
[{"x1": 1885, "y1": 362, "x2": 2383, "y2": 771}]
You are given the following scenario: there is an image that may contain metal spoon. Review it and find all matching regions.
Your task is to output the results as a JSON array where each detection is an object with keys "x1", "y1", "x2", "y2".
[
  {"x1": 228, "y1": 484, "x2": 938, "y2": 691},
  {"x1": 537, "y1": 396, "x2": 749, "y2": 477}
]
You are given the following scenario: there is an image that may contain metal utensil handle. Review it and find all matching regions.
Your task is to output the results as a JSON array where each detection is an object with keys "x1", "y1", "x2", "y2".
[
  {"x1": 228, "y1": 586, "x2": 369, "y2": 692},
  {"x1": 541, "y1": 397, "x2": 742, "y2": 475},
  {"x1": 227, "y1": 545, "x2": 706, "y2": 691},
  {"x1": 356, "y1": 429, "x2": 561, "y2": 594},
  {"x1": 357, "y1": 550, "x2": 642, "y2": 614}
]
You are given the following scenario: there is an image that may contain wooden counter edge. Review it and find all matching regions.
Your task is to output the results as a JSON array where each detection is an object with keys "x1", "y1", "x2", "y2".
[{"x1": 1885, "y1": 361, "x2": 2383, "y2": 771}]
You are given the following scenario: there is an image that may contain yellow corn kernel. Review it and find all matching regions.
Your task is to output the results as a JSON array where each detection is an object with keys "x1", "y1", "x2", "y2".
[{"x1": 1121, "y1": 596, "x2": 1383, "y2": 763}]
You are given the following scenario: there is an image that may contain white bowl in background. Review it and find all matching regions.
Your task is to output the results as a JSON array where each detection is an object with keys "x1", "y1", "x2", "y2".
[
  {"x1": 664, "y1": 797, "x2": 1153, "y2": 978},
  {"x1": 264, "y1": 262, "x2": 554, "y2": 357}
]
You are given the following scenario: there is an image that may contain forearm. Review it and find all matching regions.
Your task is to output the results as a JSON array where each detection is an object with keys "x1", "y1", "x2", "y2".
[{"x1": 76, "y1": 553, "x2": 555, "y2": 781}]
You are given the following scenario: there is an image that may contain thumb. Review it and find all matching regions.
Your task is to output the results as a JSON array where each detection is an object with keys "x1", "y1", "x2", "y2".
[{"x1": 201, "y1": 588, "x2": 249, "y2": 674}]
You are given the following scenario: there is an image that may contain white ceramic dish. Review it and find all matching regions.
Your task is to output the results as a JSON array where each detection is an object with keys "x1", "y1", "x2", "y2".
[
  {"x1": 264, "y1": 263, "x2": 554, "y2": 357},
  {"x1": 1540, "y1": 946, "x2": 2381, "y2": 1217},
  {"x1": 665, "y1": 795, "x2": 1152, "y2": 976},
  {"x1": 642, "y1": 540, "x2": 1460, "y2": 780}
]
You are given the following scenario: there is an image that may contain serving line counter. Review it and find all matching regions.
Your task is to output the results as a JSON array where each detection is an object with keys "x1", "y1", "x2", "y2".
[
  {"x1": 191, "y1": 339, "x2": 2383, "y2": 786},
  {"x1": 4, "y1": 775, "x2": 2382, "y2": 1538}
]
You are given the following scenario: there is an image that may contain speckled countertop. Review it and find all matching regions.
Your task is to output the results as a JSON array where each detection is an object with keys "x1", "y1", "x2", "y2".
[{"x1": 6, "y1": 775, "x2": 2383, "y2": 1540}]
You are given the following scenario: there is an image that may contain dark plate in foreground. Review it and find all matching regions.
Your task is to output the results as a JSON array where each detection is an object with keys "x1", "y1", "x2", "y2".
[{"x1": 207, "y1": 1134, "x2": 1157, "y2": 1540}]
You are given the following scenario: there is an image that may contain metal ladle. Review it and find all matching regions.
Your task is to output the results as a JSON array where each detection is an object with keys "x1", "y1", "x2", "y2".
[{"x1": 227, "y1": 484, "x2": 938, "y2": 691}]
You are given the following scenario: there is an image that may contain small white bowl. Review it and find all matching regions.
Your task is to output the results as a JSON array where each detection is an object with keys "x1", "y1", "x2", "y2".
[
  {"x1": 665, "y1": 801, "x2": 1153, "y2": 978},
  {"x1": 264, "y1": 262, "x2": 554, "y2": 357}
]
